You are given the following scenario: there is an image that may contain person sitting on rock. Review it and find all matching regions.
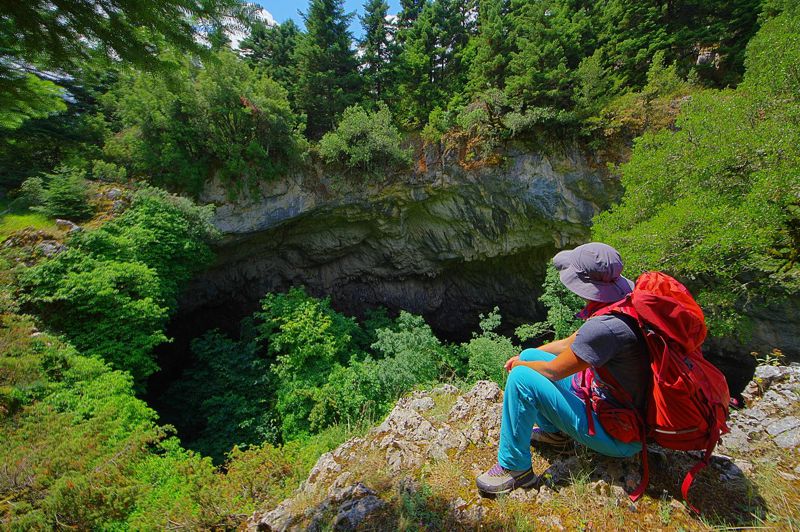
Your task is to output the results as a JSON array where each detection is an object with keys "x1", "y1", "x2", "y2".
[{"x1": 476, "y1": 242, "x2": 647, "y2": 495}]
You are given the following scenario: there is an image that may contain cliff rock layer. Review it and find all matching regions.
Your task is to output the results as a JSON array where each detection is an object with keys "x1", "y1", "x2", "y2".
[{"x1": 181, "y1": 147, "x2": 618, "y2": 339}]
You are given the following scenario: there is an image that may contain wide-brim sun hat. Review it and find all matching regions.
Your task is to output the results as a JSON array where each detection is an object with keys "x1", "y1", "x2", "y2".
[{"x1": 553, "y1": 242, "x2": 635, "y2": 303}]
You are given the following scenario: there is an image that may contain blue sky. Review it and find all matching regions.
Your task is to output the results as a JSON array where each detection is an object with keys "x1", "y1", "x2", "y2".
[{"x1": 253, "y1": 1, "x2": 403, "y2": 38}]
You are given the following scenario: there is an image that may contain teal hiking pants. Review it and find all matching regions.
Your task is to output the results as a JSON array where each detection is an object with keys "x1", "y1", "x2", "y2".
[{"x1": 498, "y1": 348, "x2": 641, "y2": 471}]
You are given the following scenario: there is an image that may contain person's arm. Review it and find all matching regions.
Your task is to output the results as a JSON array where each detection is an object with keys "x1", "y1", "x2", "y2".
[
  {"x1": 510, "y1": 345, "x2": 589, "y2": 381},
  {"x1": 537, "y1": 331, "x2": 578, "y2": 355},
  {"x1": 502, "y1": 331, "x2": 579, "y2": 372}
]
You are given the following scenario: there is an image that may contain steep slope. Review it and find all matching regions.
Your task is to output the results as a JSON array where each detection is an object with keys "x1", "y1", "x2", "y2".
[{"x1": 249, "y1": 366, "x2": 800, "y2": 531}]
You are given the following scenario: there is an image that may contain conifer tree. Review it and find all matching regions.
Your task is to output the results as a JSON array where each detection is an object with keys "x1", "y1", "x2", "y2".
[
  {"x1": 360, "y1": 0, "x2": 393, "y2": 100},
  {"x1": 397, "y1": 0, "x2": 427, "y2": 31},
  {"x1": 504, "y1": 0, "x2": 594, "y2": 111},
  {"x1": 397, "y1": 0, "x2": 477, "y2": 126},
  {"x1": 294, "y1": 0, "x2": 362, "y2": 139},
  {"x1": 240, "y1": 20, "x2": 300, "y2": 103},
  {"x1": 468, "y1": 0, "x2": 514, "y2": 93}
]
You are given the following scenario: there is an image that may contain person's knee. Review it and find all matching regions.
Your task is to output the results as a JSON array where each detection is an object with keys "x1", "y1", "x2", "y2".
[
  {"x1": 506, "y1": 365, "x2": 550, "y2": 402},
  {"x1": 519, "y1": 348, "x2": 556, "y2": 363}
]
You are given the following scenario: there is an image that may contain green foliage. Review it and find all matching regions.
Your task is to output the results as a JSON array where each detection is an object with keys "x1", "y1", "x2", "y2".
[
  {"x1": 91, "y1": 159, "x2": 127, "y2": 182},
  {"x1": 592, "y1": 50, "x2": 692, "y2": 143},
  {"x1": 360, "y1": 0, "x2": 395, "y2": 100},
  {"x1": 593, "y1": 9, "x2": 800, "y2": 337},
  {"x1": 516, "y1": 265, "x2": 584, "y2": 343},
  {"x1": 240, "y1": 20, "x2": 300, "y2": 104},
  {"x1": 156, "y1": 329, "x2": 276, "y2": 464},
  {"x1": 395, "y1": 0, "x2": 478, "y2": 128},
  {"x1": 319, "y1": 104, "x2": 411, "y2": 174},
  {"x1": 371, "y1": 311, "x2": 453, "y2": 397},
  {"x1": 18, "y1": 187, "x2": 216, "y2": 386},
  {"x1": 257, "y1": 287, "x2": 361, "y2": 440},
  {"x1": 0, "y1": 308, "x2": 357, "y2": 529},
  {"x1": 0, "y1": 73, "x2": 67, "y2": 131},
  {"x1": 107, "y1": 50, "x2": 305, "y2": 196},
  {"x1": 35, "y1": 166, "x2": 94, "y2": 220},
  {"x1": 462, "y1": 307, "x2": 517, "y2": 386},
  {"x1": 294, "y1": 0, "x2": 362, "y2": 139},
  {"x1": 18, "y1": 176, "x2": 45, "y2": 209}
]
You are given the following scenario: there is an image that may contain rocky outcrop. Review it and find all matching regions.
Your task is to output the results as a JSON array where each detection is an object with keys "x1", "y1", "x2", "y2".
[
  {"x1": 181, "y1": 147, "x2": 619, "y2": 339},
  {"x1": 248, "y1": 365, "x2": 800, "y2": 531}
]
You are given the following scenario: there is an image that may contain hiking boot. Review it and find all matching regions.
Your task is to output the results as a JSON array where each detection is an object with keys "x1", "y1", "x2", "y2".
[
  {"x1": 530, "y1": 427, "x2": 572, "y2": 449},
  {"x1": 476, "y1": 463, "x2": 537, "y2": 496}
]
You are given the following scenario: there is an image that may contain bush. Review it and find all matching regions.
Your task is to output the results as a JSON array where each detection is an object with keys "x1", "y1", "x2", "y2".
[
  {"x1": 17, "y1": 175, "x2": 44, "y2": 208},
  {"x1": 257, "y1": 287, "x2": 362, "y2": 441},
  {"x1": 319, "y1": 104, "x2": 411, "y2": 174},
  {"x1": 107, "y1": 50, "x2": 306, "y2": 196},
  {"x1": 18, "y1": 187, "x2": 216, "y2": 386},
  {"x1": 462, "y1": 308, "x2": 517, "y2": 386},
  {"x1": 36, "y1": 166, "x2": 93, "y2": 220},
  {"x1": 516, "y1": 265, "x2": 584, "y2": 343},
  {"x1": 91, "y1": 159, "x2": 127, "y2": 182},
  {"x1": 592, "y1": 10, "x2": 800, "y2": 337}
]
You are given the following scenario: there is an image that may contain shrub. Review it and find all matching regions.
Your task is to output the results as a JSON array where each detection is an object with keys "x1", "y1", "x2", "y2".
[
  {"x1": 257, "y1": 287, "x2": 361, "y2": 441},
  {"x1": 36, "y1": 166, "x2": 93, "y2": 220},
  {"x1": 592, "y1": 10, "x2": 800, "y2": 337},
  {"x1": 462, "y1": 307, "x2": 517, "y2": 386},
  {"x1": 516, "y1": 265, "x2": 584, "y2": 343},
  {"x1": 91, "y1": 159, "x2": 127, "y2": 182},
  {"x1": 18, "y1": 187, "x2": 216, "y2": 386},
  {"x1": 319, "y1": 104, "x2": 411, "y2": 174},
  {"x1": 156, "y1": 330, "x2": 277, "y2": 463},
  {"x1": 108, "y1": 50, "x2": 306, "y2": 196},
  {"x1": 17, "y1": 176, "x2": 45, "y2": 208}
]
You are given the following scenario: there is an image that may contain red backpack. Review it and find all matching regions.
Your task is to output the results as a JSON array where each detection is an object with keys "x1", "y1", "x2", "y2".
[{"x1": 573, "y1": 271, "x2": 730, "y2": 511}]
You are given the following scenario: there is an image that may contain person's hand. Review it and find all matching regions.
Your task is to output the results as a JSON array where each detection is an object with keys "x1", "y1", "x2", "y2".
[{"x1": 504, "y1": 355, "x2": 519, "y2": 373}]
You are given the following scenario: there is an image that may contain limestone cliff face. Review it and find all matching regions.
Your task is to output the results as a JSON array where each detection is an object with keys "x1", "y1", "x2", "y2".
[{"x1": 181, "y1": 146, "x2": 618, "y2": 338}]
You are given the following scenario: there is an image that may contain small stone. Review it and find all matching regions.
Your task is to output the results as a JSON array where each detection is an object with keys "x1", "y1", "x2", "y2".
[
  {"x1": 105, "y1": 188, "x2": 122, "y2": 200},
  {"x1": 588, "y1": 480, "x2": 612, "y2": 497},
  {"x1": 433, "y1": 384, "x2": 459, "y2": 395},
  {"x1": 762, "y1": 390, "x2": 790, "y2": 409},
  {"x1": 55, "y1": 219, "x2": 81, "y2": 233},
  {"x1": 670, "y1": 499, "x2": 686, "y2": 511},
  {"x1": 536, "y1": 485, "x2": 555, "y2": 504},
  {"x1": 464, "y1": 380, "x2": 502, "y2": 402},
  {"x1": 333, "y1": 495, "x2": 384, "y2": 530},
  {"x1": 537, "y1": 516, "x2": 565, "y2": 531},
  {"x1": 450, "y1": 497, "x2": 468, "y2": 510},
  {"x1": 766, "y1": 417, "x2": 800, "y2": 436},
  {"x1": 778, "y1": 471, "x2": 799, "y2": 482},
  {"x1": 36, "y1": 241, "x2": 63, "y2": 257},
  {"x1": 509, "y1": 488, "x2": 537, "y2": 502},
  {"x1": 409, "y1": 396, "x2": 435, "y2": 411},
  {"x1": 112, "y1": 199, "x2": 126, "y2": 212},
  {"x1": 774, "y1": 427, "x2": 800, "y2": 449}
]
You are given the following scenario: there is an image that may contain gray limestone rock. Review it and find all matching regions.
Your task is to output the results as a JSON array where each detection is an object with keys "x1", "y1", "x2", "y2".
[
  {"x1": 55, "y1": 218, "x2": 81, "y2": 233},
  {"x1": 766, "y1": 416, "x2": 800, "y2": 437},
  {"x1": 36, "y1": 241, "x2": 64, "y2": 257}
]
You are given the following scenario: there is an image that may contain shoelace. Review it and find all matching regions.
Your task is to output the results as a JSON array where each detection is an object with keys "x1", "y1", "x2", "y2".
[{"x1": 487, "y1": 463, "x2": 507, "y2": 476}]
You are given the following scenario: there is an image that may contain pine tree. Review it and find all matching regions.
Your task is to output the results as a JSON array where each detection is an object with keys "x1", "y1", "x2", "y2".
[
  {"x1": 397, "y1": 0, "x2": 427, "y2": 31},
  {"x1": 360, "y1": 0, "x2": 393, "y2": 100},
  {"x1": 467, "y1": 0, "x2": 514, "y2": 93},
  {"x1": 504, "y1": 0, "x2": 595, "y2": 111},
  {"x1": 396, "y1": 0, "x2": 478, "y2": 126},
  {"x1": 240, "y1": 20, "x2": 300, "y2": 103},
  {"x1": 294, "y1": 0, "x2": 362, "y2": 139}
]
